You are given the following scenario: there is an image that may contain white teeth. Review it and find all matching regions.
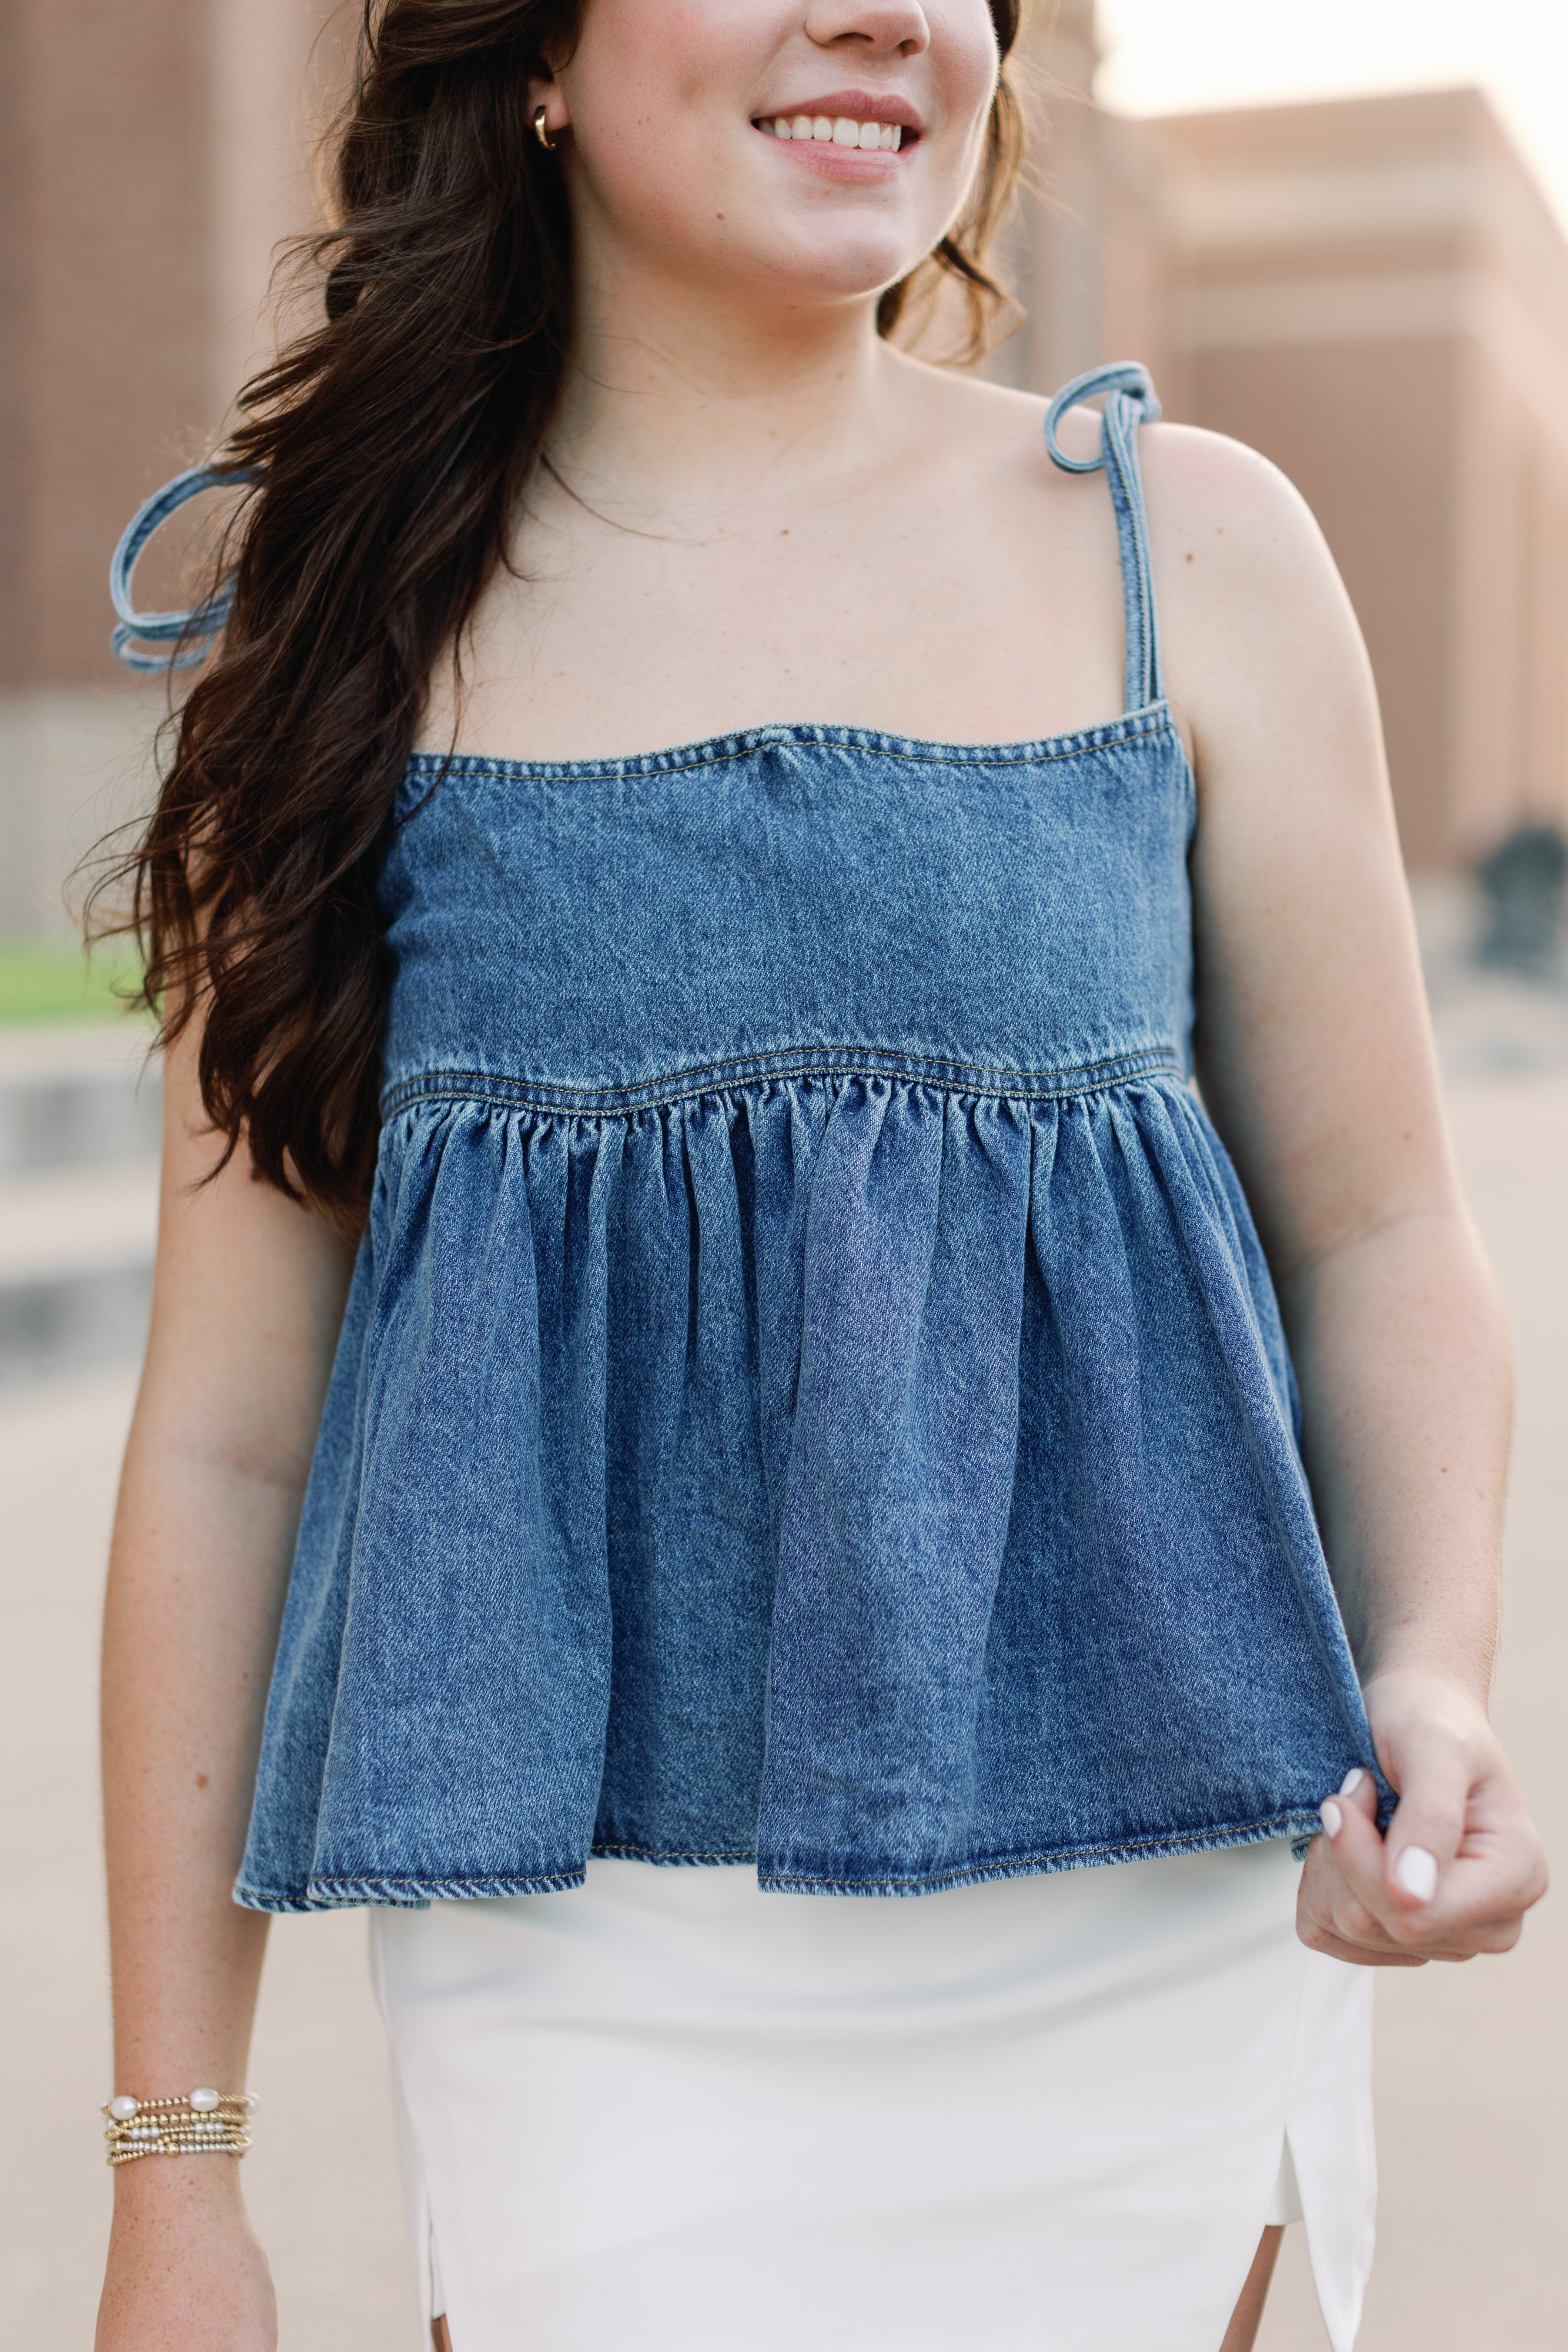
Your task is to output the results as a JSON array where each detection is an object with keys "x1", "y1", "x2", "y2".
[{"x1": 767, "y1": 116, "x2": 904, "y2": 150}]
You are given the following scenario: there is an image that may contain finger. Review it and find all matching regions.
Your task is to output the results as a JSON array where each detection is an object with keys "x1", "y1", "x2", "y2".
[
  {"x1": 1308, "y1": 1719, "x2": 1549, "y2": 1960},
  {"x1": 1378, "y1": 1723, "x2": 1473, "y2": 1913},
  {"x1": 1299, "y1": 1919, "x2": 1428, "y2": 1967},
  {"x1": 1301, "y1": 1885, "x2": 1490, "y2": 1962},
  {"x1": 1296, "y1": 1838, "x2": 1424, "y2": 1964},
  {"x1": 1310, "y1": 1785, "x2": 1445, "y2": 1956},
  {"x1": 1313, "y1": 1779, "x2": 1534, "y2": 1959},
  {"x1": 1300, "y1": 1799, "x2": 1390, "y2": 1953},
  {"x1": 1456, "y1": 1754, "x2": 1552, "y2": 1914},
  {"x1": 1317, "y1": 1778, "x2": 1388, "y2": 1894}
]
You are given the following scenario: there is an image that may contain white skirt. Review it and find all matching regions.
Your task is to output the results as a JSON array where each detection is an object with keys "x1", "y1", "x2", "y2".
[{"x1": 370, "y1": 1840, "x2": 1374, "y2": 2352}]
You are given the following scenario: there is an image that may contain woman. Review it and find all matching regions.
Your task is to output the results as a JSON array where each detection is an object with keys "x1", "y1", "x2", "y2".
[{"x1": 94, "y1": 3, "x2": 1546, "y2": 2348}]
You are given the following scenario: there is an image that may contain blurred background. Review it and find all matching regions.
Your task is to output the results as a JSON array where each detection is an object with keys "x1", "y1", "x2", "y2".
[{"x1": 1, "y1": 4, "x2": 1563, "y2": 2346}]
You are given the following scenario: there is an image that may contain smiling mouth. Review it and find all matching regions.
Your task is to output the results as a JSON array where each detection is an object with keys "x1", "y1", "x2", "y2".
[{"x1": 754, "y1": 114, "x2": 912, "y2": 153}]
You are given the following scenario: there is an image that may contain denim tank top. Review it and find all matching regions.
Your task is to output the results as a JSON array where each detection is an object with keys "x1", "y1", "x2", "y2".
[{"x1": 115, "y1": 365, "x2": 1378, "y2": 1910}]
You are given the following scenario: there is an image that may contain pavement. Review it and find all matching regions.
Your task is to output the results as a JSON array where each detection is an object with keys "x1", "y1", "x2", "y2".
[{"x1": 0, "y1": 1035, "x2": 1562, "y2": 2350}]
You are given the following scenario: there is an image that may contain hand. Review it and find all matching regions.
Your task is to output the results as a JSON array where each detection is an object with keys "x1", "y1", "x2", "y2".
[
  {"x1": 95, "y1": 2159, "x2": 276, "y2": 2352},
  {"x1": 1297, "y1": 1666, "x2": 1548, "y2": 1967}
]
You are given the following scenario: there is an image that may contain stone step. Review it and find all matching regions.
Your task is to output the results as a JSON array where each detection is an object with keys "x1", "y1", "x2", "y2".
[
  {"x1": 0, "y1": 1020, "x2": 161, "y2": 1176},
  {"x1": 0, "y1": 1162, "x2": 159, "y2": 1387},
  {"x1": 0, "y1": 1029, "x2": 161, "y2": 1381}
]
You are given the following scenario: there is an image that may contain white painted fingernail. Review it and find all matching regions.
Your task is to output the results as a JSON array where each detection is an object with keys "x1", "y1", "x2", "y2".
[
  {"x1": 1320, "y1": 1799, "x2": 1343, "y2": 1839},
  {"x1": 1393, "y1": 1845, "x2": 1438, "y2": 1903},
  {"x1": 1339, "y1": 1768, "x2": 1366, "y2": 1798}
]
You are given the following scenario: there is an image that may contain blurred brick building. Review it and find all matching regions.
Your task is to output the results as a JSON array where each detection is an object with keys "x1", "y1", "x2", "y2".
[
  {"x1": 0, "y1": 0, "x2": 339, "y2": 934},
  {"x1": 1014, "y1": 2, "x2": 1568, "y2": 870},
  {"x1": 4, "y1": 1, "x2": 1568, "y2": 928}
]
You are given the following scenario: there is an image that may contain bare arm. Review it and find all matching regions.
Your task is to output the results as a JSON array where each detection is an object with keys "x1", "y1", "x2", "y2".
[
  {"x1": 1148, "y1": 423, "x2": 1547, "y2": 1962},
  {"x1": 98, "y1": 1024, "x2": 355, "y2": 2350}
]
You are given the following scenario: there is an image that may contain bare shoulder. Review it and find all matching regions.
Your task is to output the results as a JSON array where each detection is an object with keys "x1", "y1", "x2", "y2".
[
  {"x1": 1138, "y1": 420, "x2": 1350, "y2": 620},
  {"x1": 900, "y1": 363, "x2": 1336, "y2": 575},
  {"x1": 1133, "y1": 420, "x2": 1380, "y2": 750}
]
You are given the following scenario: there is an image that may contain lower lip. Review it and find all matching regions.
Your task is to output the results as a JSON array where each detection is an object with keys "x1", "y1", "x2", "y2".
[{"x1": 755, "y1": 126, "x2": 910, "y2": 181}]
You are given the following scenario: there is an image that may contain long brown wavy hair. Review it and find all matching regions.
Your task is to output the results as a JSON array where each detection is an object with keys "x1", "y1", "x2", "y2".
[{"x1": 102, "y1": 0, "x2": 1028, "y2": 1227}]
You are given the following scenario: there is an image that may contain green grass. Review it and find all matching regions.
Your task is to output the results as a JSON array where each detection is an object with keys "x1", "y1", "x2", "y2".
[{"x1": 0, "y1": 937, "x2": 149, "y2": 1025}]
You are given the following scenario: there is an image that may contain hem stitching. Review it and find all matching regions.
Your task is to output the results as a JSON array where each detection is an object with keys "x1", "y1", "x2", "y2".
[
  {"x1": 400, "y1": 706, "x2": 1176, "y2": 787},
  {"x1": 232, "y1": 1809, "x2": 1324, "y2": 1912},
  {"x1": 381, "y1": 1044, "x2": 1184, "y2": 1122}
]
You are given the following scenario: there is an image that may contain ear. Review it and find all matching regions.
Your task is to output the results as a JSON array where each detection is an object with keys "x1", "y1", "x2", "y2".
[{"x1": 526, "y1": 75, "x2": 570, "y2": 143}]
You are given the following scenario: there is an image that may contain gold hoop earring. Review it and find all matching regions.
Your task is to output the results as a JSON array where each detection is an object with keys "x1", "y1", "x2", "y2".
[{"x1": 533, "y1": 104, "x2": 557, "y2": 152}]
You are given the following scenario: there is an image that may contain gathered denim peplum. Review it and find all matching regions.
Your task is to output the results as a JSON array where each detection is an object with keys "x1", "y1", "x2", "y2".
[{"x1": 113, "y1": 366, "x2": 1378, "y2": 1909}]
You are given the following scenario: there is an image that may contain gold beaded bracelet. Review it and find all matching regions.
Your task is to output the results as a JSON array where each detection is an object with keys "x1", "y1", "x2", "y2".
[{"x1": 101, "y1": 2089, "x2": 258, "y2": 2166}]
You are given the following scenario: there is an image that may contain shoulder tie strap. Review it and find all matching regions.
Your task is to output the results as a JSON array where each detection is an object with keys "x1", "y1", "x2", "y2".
[
  {"x1": 109, "y1": 463, "x2": 259, "y2": 673},
  {"x1": 1042, "y1": 363, "x2": 1165, "y2": 713}
]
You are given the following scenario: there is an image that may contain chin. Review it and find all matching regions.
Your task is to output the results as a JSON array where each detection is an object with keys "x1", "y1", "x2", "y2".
[{"x1": 758, "y1": 225, "x2": 920, "y2": 308}]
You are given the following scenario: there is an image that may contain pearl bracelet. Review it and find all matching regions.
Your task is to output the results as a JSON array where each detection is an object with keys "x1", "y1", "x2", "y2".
[{"x1": 101, "y1": 2087, "x2": 258, "y2": 2166}]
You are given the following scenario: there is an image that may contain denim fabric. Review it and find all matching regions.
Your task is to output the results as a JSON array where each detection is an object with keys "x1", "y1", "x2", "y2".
[
  {"x1": 219, "y1": 365, "x2": 1378, "y2": 1910},
  {"x1": 109, "y1": 462, "x2": 260, "y2": 672}
]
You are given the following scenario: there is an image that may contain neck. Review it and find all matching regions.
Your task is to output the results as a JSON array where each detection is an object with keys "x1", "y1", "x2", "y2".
[{"x1": 548, "y1": 246, "x2": 904, "y2": 520}]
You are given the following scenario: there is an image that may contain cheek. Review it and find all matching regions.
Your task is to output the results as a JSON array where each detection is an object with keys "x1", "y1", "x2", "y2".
[
  {"x1": 568, "y1": 0, "x2": 764, "y2": 135},
  {"x1": 573, "y1": 112, "x2": 738, "y2": 263},
  {"x1": 563, "y1": 0, "x2": 766, "y2": 239},
  {"x1": 933, "y1": 1, "x2": 1004, "y2": 149}
]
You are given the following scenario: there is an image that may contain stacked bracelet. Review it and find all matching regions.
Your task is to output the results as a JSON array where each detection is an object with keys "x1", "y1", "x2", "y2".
[{"x1": 101, "y1": 2088, "x2": 258, "y2": 2166}]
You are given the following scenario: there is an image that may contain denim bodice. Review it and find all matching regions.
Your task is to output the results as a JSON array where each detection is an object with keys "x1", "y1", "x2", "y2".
[{"x1": 116, "y1": 366, "x2": 1377, "y2": 1909}]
